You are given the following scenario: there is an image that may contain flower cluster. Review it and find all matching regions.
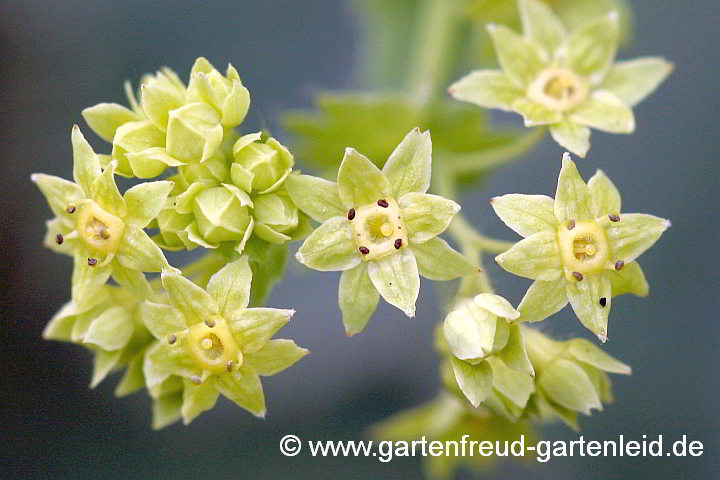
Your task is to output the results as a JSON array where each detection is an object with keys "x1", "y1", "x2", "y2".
[
  {"x1": 34, "y1": 58, "x2": 310, "y2": 427},
  {"x1": 450, "y1": 0, "x2": 672, "y2": 157}
]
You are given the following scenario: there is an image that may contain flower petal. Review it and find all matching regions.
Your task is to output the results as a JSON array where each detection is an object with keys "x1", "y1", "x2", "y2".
[
  {"x1": 512, "y1": 97, "x2": 563, "y2": 126},
  {"x1": 284, "y1": 174, "x2": 345, "y2": 223},
  {"x1": 496, "y1": 325, "x2": 534, "y2": 377},
  {"x1": 570, "y1": 90, "x2": 635, "y2": 134},
  {"x1": 139, "y1": 301, "x2": 187, "y2": 340},
  {"x1": 244, "y1": 339, "x2": 309, "y2": 376},
  {"x1": 495, "y1": 230, "x2": 562, "y2": 281},
  {"x1": 549, "y1": 120, "x2": 590, "y2": 158},
  {"x1": 211, "y1": 366, "x2": 266, "y2": 418},
  {"x1": 31, "y1": 173, "x2": 86, "y2": 223},
  {"x1": 451, "y1": 357, "x2": 493, "y2": 408},
  {"x1": 473, "y1": 293, "x2": 520, "y2": 320},
  {"x1": 610, "y1": 261, "x2": 649, "y2": 297},
  {"x1": 91, "y1": 161, "x2": 127, "y2": 217},
  {"x1": 486, "y1": 24, "x2": 547, "y2": 88},
  {"x1": 81, "y1": 103, "x2": 138, "y2": 142},
  {"x1": 71, "y1": 126, "x2": 102, "y2": 194},
  {"x1": 228, "y1": 307, "x2": 294, "y2": 353},
  {"x1": 490, "y1": 194, "x2": 558, "y2": 238},
  {"x1": 565, "y1": 272, "x2": 611, "y2": 341},
  {"x1": 90, "y1": 349, "x2": 123, "y2": 389},
  {"x1": 567, "y1": 338, "x2": 631, "y2": 375},
  {"x1": 161, "y1": 270, "x2": 219, "y2": 322},
  {"x1": 151, "y1": 392, "x2": 183, "y2": 430},
  {"x1": 144, "y1": 340, "x2": 200, "y2": 387},
  {"x1": 600, "y1": 213, "x2": 670, "y2": 263},
  {"x1": 554, "y1": 153, "x2": 594, "y2": 222},
  {"x1": 116, "y1": 225, "x2": 171, "y2": 272},
  {"x1": 338, "y1": 263, "x2": 380, "y2": 336},
  {"x1": 588, "y1": 170, "x2": 621, "y2": 217},
  {"x1": 601, "y1": 57, "x2": 674, "y2": 107},
  {"x1": 207, "y1": 256, "x2": 253, "y2": 317},
  {"x1": 444, "y1": 301, "x2": 499, "y2": 361},
  {"x1": 83, "y1": 306, "x2": 133, "y2": 351},
  {"x1": 448, "y1": 70, "x2": 524, "y2": 112},
  {"x1": 517, "y1": 277, "x2": 569, "y2": 323},
  {"x1": 367, "y1": 249, "x2": 420, "y2": 317},
  {"x1": 123, "y1": 180, "x2": 175, "y2": 228},
  {"x1": 295, "y1": 216, "x2": 361, "y2": 271},
  {"x1": 71, "y1": 248, "x2": 113, "y2": 309},
  {"x1": 181, "y1": 378, "x2": 219, "y2": 425},
  {"x1": 566, "y1": 12, "x2": 619, "y2": 83},
  {"x1": 399, "y1": 192, "x2": 460, "y2": 244},
  {"x1": 518, "y1": 0, "x2": 567, "y2": 55},
  {"x1": 410, "y1": 237, "x2": 477, "y2": 281},
  {"x1": 336, "y1": 147, "x2": 392, "y2": 208},
  {"x1": 382, "y1": 128, "x2": 432, "y2": 197},
  {"x1": 538, "y1": 359, "x2": 602, "y2": 414}
]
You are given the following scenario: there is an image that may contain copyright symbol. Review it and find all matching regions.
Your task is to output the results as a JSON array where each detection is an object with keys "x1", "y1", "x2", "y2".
[{"x1": 280, "y1": 434, "x2": 302, "y2": 456}]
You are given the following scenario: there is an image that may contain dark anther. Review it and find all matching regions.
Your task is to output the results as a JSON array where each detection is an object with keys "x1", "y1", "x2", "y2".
[
  {"x1": 87, "y1": 258, "x2": 98, "y2": 266},
  {"x1": 66, "y1": 205, "x2": 76, "y2": 214},
  {"x1": 227, "y1": 360, "x2": 234, "y2": 372},
  {"x1": 190, "y1": 375, "x2": 202, "y2": 385},
  {"x1": 394, "y1": 239, "x2": 403, "y2": 249},
  {"x1": 608, "y1": 213, "x2": 621, "y2": 222},
  {"x1": 567, "y1": 219, "x2": 576, "y2": 230},
  {"x1": 615, "y1": 260, "x2": 625, "y2": 271},
  {"x1": 377, "y1": 199, "x2": 389, "y2": 208},
  {"x1": 599, "y1": 297, "x2": 607, "y2": 307},
  {"x1": 205, "y1": 319, "x2": 216, "y2": 328},
  {"x1": 168, "y1": 334, "x2": 177, "y2": 345},
  {"x1": 347, "y1": 208, "x2": 356, "y2": 220},
  {"x1": 572, "y1": 271, "x2": 583, "y2": 281},
  {"x1": 100, "y1": 229, "x2": 110, "y2": 239},
  {"x1": 55, "y1": 234, "x2": 64, "y2": 245},
  {"x1": 359, "y1": 246, "x2": 370, "y2": 255}
]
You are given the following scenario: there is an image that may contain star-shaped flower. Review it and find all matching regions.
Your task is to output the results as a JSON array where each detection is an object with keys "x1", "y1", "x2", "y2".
[
  {"x1": 449, "y1": 0, "x2": 673, "y2": 157},
  {"x1": 141, "y1": 256, "x2": 308, "y2": 424},
  {"x1": 491, "y1": 153, "x2": 670, "y2": 341},
  {"x1": 32, "y1": 126, "x2": 174, "y2": 309},
  {"x1": 286, "y1": 129, "x2": 477, "y2": 335}
]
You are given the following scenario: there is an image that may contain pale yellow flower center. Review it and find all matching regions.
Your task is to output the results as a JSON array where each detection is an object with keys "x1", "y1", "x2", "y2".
[
  {"x1": 349, "y1": 198, "x2": 408, "y2": 261},
  {"x1": 528, "y1": 68, "x2": 589, "y2": 112},
  {"x1": 557, "y1": 220, "x2": 611, "y2": 281},
  {"x1": 74, "y1": 200, "x2": 125, "y2": 254},
  {"x1": 186, "y1": 317, "x2": 242, "y2": 374}
]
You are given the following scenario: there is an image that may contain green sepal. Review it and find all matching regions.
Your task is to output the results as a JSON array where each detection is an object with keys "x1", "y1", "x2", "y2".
[
  {"x1": 336, "y1": 147, "x2": 392, "y2": 208},
  {"x1": 367, "y1": 249, "x2": 420, "y2": 317},
  {"x1": 450, "y1": 357, "x2": 492, "y2": 408},
  {"x1": 490, "y1": 194, "x2": 557, "y2": 238},
  {"x1": 295, "y1": 216, "x2": 360, "y2": 271},
  {"x1": 381, "y1": 128, "x2": 432, "y2": 198},
  {"x1": 82, "y1": 103, "x2": 139, "y2": 142},
  {"x1": 244, "y1": 339, "x2": 309, "y2": 376},
  {"x1": 339, "y1": 263, "x2": 380, "y2": 336},
  {"x1": 410, "y1": 237, "x2": 477, "y2": 281},
  {"x1": 284, "y1": 174, "x2": 345, "y2": 223},
  {"x1": 399, "y1": 192, "x2": 460, "y2": 244},
  {"x1": 495, "y1": 230, "x2": 562, "y2": 281}
]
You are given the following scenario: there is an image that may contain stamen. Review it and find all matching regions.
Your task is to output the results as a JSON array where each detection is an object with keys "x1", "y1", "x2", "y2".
[
  {"x1": 87, "y1": 258, "x2": 98, "y2": 266},
  {"x1": 380, "y1": 223, "x2": 393, "y2": 237},
  {"x1": 190, "y1": 375, "x2": 202, "y2": 385},
  {"x1": 168, "y1": 334, "x2": 177, "y2": 345},
  {"x1": 567, "y1": 220, "x2": 575, "y2": 230},
  {"x1": 359, "y1": 246, "x2": 370, "y2": 255},
  {"x1": 572, "y1": 272, "x2": 583, "y2": 281},
  {"x1": 66, "y1": 205, "x2": 76, "y2": 214},
  {"x1": 201, "y1": 338, "x2": 213, "y2": 350},
  {"x1": 205, "y1": 319, "x2": 216, "y2": 328},
  {"x1": 347, "y1": 208, "x2": 356, "y2": 220},
  {"x1": 599, "y1": 297, "x2": 607, "y2": 307},
  {"x1": 394, "y1": 239, "x2": 403, "y2": 249},
  {"x1": 615, "y1": 260, "x2": 625, "y2": 271},
  {"x1": 377, "y1": 199, "x2": 389, "y2": 208},
  {"x1": 55, "y1": 234, "x2": 64, "y2": 245},
  {"x1": 609, "y1": 213, "x2": 621, "y2": 222},
  {"x1": 227, "y1": 360, "x2": 234, "y2": 372}
]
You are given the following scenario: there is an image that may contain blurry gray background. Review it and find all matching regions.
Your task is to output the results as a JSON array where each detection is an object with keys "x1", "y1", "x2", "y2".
[{"x1": 1, "y1": 1, "x2": 718, "y2": 479}]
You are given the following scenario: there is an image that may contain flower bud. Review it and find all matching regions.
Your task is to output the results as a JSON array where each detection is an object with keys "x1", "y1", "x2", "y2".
[
  {"x1": 187, "y1": 57, "x2": 250, "y2": 127},
  {"x1": 232, "y1": 136, "x2": 293, "y2": 193},
  {"x1": 192, "y1": 184, "x2": 252, "y2": 244},
  {"x1": 112, "y1": 120, "x2": 167, "y2": 178},
  {"x1": 443, "y1": 293, "x2": 519, "y2": 363},
  {"x1": 166, "y1": 102, "x2": 224, "y2": 163},
  {"x1": 140, "y1": 68, "x2": 187, "y2": 132},
  {"x1": 155, "y1": 208, "x2": 194, "y2": 250},
  {"x1": 252, "y1": 191, "x2": 300, "y2": 244}
]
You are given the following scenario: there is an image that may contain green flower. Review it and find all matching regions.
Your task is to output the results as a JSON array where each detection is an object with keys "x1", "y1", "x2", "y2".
[
  {"x1": 82, "y1": 57, "x2": 249, "y2": 178},
  {"x1": 523, "y1": 328, "x2": 631, "y2": 430},
  {"x1": 32, "y1": 126, "x2": 174, "y2": 309},
  {"x1": 449, "y1": 0, "x2": 673, "y2": 157},
  {"x1": 141, "y1": 256, "x2": 308, "y2": 425},
  {"x1": 371, "y1": 393, "x2": 534, "y2": 479},
  {"x1": 491, "y1": 154, "x2": 670, "y2": 341},
  {"x1": 287, "y1": 129, "x2": 476, "y2": 334},
  {"x1": 42, "y1": 285, "x2": 152, "y2": 396}
]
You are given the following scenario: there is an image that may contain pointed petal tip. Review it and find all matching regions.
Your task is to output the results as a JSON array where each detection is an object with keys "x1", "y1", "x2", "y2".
[
  {"x1": 664, "y1": 219, "x2": 672, "y2": 228},
  {"x1": 486, "y1": 23, "x2": 497, "y2": 33},
  {"x1": 608, "y1": 10, "x2": 619, "y2": 22}
]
